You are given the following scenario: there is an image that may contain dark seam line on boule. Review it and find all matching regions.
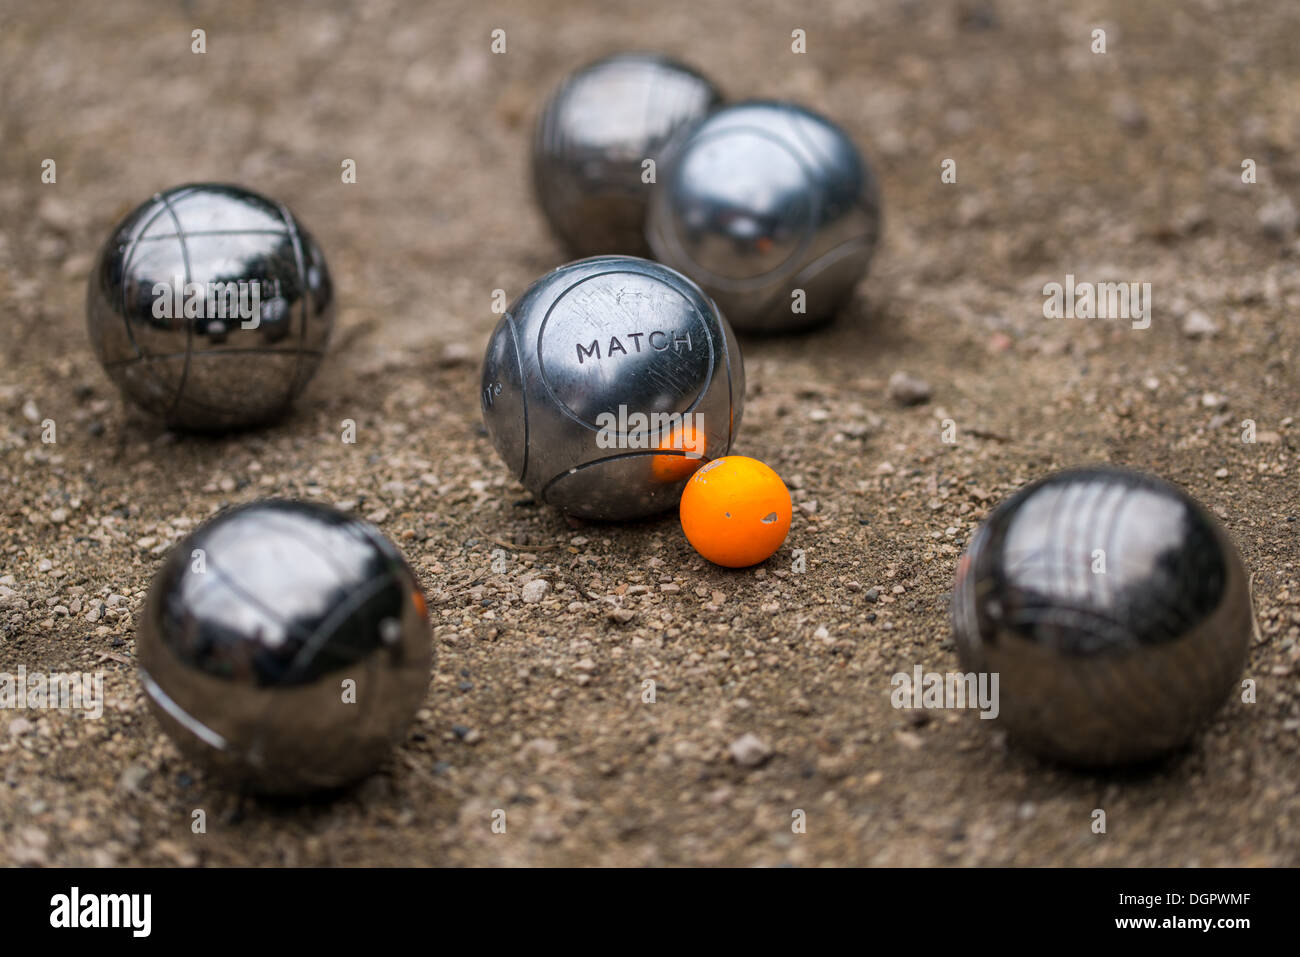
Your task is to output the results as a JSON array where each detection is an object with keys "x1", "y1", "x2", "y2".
[
  {"x1": 117, "y1": 194, "x2": 178, "y2": 363},
  {"x1": 117, "y1": 229, "x2": 292, "y2": 243},
  {"x1": 538, "y1": 447, "x2": 702, "y2": 502},
  {"x1": 157, "y1": 191, "x2": 195, "y2": 420},
  {"x1": 284, "y1": 572, "x2": 401, "y2": 681},
  {"x1": 102, "y1": 348, "x2": 326, "y2": 369},
  {"x1": 277, "y1": 200, "x2": 312, "y2": 417},
  {"x1": 506, "y1": 311, "x2": 530, "y2": 482}
]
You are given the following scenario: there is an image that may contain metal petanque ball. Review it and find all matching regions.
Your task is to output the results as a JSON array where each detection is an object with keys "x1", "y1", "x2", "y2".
[
  {"x1": 951, "y1": 466, "x2": 1253, "y2": 767},
  {"x1": 533, "y1": 52, "x2": 722, "y2": 258},
  {"x1": 481, "y1": 255, "x2": 744, "y2": 521},
  {"x1": 87, "y1": 183, "x2": 335, "y2": 432},
  {"x1": 136, "y1": 500, "x2": 431, "y2": 795},
  {"x1": 647, "y1": 100, "x2": 882, "y2": 334}
]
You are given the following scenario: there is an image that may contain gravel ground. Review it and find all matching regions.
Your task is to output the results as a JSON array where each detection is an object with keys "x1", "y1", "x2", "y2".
[{"x1": 2, "y1": 0, "x2": 1299, "y2": 866}]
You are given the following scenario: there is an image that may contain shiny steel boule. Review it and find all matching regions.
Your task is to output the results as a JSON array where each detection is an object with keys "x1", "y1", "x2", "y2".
[
  {"x1": 647, "y1": 100, "x2": 882, "y2": 334},
  {"x1": 951, "y1": 466, "x2": 1253, "y2": 767},
  {"x1": 87, "y1": 183, "x2": 335, "y2": 431},
  {"x1": 481, "y1": 255, "x2": 744, "y2": 521},
  {"x1": 533, "y1": 52, "x2": 722, "y2": 257},
  {"x1": 136, "y1": 501, "x2": 431, "y2": 795}
]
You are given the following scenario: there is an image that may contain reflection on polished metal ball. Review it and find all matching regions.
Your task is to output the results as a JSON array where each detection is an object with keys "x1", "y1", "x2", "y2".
[
  {"x1": 136, "y1": 501, "x2": 432, "y2": 795},
  {"x1": 647, "y1": 100, "x2": 882, "y2": 334},
  {"x1": 533, "y1": 52, "x2": 722, "y2": 258},
  {"x1": 481, "y1": 255, "x2": 744, "y2": 521},
  {"x1": 951, "y1": 467, "x2": 1253, "y2": 767},
  {"x1": 87, "y1": 183, "x2": 335, "y2": 431}
]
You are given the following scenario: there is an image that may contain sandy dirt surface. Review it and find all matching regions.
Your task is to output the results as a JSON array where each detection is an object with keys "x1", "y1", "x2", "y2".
[{"x1": 1, "y1": 0, "x2": 1299, "y2": 866}]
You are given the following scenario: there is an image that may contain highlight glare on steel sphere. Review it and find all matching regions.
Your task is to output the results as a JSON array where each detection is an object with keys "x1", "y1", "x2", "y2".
[
  {"x1": 533, "y1": 52, "x2": 722, "y2": 258},
  {"x1": 87, "y1": 183, "x2": 335, "y2": 432},
  {"x1": 136, "y1": 500, "x2": 432, "y2": 795},
  {"x1": 647, "y1": 100, "x2": 882, "y2": 334},
  {"x1": 951, "y1": 466, "x2": 1253, "y2": 767},
  {"x1": 481, "y1": 255, "x2": 744, "y2": 521}
]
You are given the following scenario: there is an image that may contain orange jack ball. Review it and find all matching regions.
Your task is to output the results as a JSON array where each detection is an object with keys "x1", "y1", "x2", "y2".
[{"x1": 679, "y1": 456, "x2": 792, "y2": 568}]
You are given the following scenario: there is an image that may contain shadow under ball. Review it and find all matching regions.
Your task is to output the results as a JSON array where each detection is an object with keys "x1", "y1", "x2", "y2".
[
  {"x1": 136, "y1": 501, "x2": 432, "y2": 795},
  {"x1": 87, "y1": 183, "x2": 334, "y2": 432},
  {"x1": 647, "y1": 100, "x2": 882, "y2": 334},
  {"x1": 951, "y1": 466, "x2": 1252, "y2": 767},
  {"x1": 533, "y1": 52, "x2": 722, "y2": 258},
  {"x1": 481, "y1": 255, "x2": 744, "y2": 521}
]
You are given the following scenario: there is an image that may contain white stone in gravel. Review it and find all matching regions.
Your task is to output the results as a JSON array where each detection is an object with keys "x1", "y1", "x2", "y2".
[
  {"x1": 8, "y1": 717, "x2": 33, "y2": 736},
  {"x1": 521, "y1": 738, "x2": 557, "y2": 757},
  {"x1": 729, "y1": 733, "x2": 772, "y2": 768},
  {"x1": 10, "y1": 827, "x2": 47, "y2": 865},
  {"x1": 439, "y1": 342, "x2": 473, "y2": 366},
  {"x1": 119, "y1": 763, "x2": 150, "y2": 792},
  {"x1": 888, "y1": 371, "x2": 932, "y2": 406},
  {"x1": 1259, "y1": 195, "x2": 1297, "y2": 240},
  {"x1": 1180, "y1": 310, "x2": 1219, "y2": 339},
  {"x1": 521, "y1": 579, "x2": 549, "y2": 603}
]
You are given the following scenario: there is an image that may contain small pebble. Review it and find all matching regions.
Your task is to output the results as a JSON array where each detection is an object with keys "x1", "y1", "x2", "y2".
[
  {"x1": 1180, "y1": 310, "x2": 1219, "y2": 339},
  {"x1": 728, "y1": 733, "x2": 773, "y2": 768},
  {"x1": 888, "y1": 371, "x2": 932, "y2": 406},
  {"x1": 8, "y1": 717, "x2": 33, "y2": 737},
  {"x1": 119, "y1": 763, "x2": 151, "y2": 793},
  {"x1": 1259, "y1": 196, "x2": 1297, "y2": 240}
]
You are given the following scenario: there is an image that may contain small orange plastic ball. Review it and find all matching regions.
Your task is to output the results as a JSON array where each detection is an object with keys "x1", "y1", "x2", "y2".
[{"x1": 679, "y1": 456, "x2": 791, "y2": 568}]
